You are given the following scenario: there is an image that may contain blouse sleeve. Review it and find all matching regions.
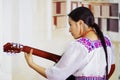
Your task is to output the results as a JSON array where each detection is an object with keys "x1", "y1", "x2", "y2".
[
  {"x1": 46, "y1": 41, "x2": 89, "y2": 80},
  {"x1": 110, "y1": 42, "x2": 115, "y2": 65},
  {"x1": 107, "y1": 36, "x2": 115, "y2": 65}
]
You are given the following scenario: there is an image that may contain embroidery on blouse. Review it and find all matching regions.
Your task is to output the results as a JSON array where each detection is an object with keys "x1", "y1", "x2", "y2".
[
  {"x1": 77, "y1": 37, "x2": 111, "y2": 53},
  {"x1": 76, "y1": 75, "x2": 106, "y2": 80}
]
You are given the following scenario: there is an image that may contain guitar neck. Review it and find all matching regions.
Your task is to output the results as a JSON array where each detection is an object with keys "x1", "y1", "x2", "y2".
[{"x1": 22, "y1": 46, "x2": 61, "y2": 63}]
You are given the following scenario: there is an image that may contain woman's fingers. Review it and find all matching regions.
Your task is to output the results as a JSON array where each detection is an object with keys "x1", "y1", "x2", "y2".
[
  {"x1": 24, "y1": 49, "x2": 34, "y2": 64},
  {"x1": 29, "y1": 49, "x2": 33, "y2": 55}
]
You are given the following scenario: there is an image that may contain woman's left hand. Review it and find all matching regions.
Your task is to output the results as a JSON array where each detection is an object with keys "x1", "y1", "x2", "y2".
[
  {"x1": 24, "y1": 49, "x2": 47, "y2": 78},
  {"x1": 24, "y1": 49, "x2": 34, "y2": 67}
]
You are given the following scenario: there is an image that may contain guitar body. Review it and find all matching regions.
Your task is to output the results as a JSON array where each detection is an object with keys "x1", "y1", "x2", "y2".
[{"x1": 3, "y1": 42, "x2": 75, "y2": 80}]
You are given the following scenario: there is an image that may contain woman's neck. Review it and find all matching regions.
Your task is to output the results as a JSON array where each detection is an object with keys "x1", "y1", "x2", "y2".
[
  {"x1": 81, "y1": 29, "x2": 99, "y2": 41},
  {"x1": 81, "y1": 29, "x2": 94, "y2": 37}
]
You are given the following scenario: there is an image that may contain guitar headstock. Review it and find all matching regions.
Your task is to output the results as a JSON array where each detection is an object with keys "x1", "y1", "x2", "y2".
[{"x1": 3, "y1": 42, "x2": 23, "y2": 53}]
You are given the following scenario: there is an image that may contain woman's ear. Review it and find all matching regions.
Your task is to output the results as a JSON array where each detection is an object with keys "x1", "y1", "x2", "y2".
[
  {"x1": 76, "y1": 20, "x2": 84, "y2": 36},
  {"x1": 76, "y1": 20, "x2": 84, "y2": 28}
]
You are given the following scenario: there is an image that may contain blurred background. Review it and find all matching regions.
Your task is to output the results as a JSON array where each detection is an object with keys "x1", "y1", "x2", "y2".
[{"x1": 0, "y1": 0, "x2": 120, "y2": 80}]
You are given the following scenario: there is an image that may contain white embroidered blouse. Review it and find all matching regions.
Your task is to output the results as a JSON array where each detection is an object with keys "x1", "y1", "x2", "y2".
[{"x1": 46, "y1": 36, "x2": 114, "y2": 80}]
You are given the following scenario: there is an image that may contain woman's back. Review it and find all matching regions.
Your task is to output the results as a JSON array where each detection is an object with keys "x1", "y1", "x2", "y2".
[{"x1": 73, "y1": 36, "x2": 114, "y2": 80}]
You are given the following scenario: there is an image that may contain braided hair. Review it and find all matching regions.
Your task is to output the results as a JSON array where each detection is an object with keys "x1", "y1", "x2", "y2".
[{"x1": 68, "y1": 7, "x2": 108, "y2": 80}]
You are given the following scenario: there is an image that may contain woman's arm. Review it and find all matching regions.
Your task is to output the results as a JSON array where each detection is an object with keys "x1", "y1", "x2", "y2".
[
  {"x1": 108, "y1": 64, "x2": 115, "y2": 79},
  {"x1": 24, "y1": 49, "x2": 47, "y2": 78}
]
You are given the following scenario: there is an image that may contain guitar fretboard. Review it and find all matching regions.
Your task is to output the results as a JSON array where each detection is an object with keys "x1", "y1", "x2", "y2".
[{"x1": 22, "y1": 46, "x2": 61, "y2": 63}]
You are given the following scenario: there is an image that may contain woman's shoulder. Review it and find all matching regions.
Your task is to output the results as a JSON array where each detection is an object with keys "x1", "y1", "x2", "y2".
[
  {"x1": 67, "y1": 39, "x2": 88, "y2": 52},
  {"x1": 67, "y1": 38, "x2": 92, "y2": 53}
]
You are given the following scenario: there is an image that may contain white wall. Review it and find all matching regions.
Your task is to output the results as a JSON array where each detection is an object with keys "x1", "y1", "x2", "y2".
[
  {"x1": 0, "y1": 0, "x2": 73, "y2": 80},
  {"x1": 0, "y1": 0, "x2": 13, "y2": 80}
]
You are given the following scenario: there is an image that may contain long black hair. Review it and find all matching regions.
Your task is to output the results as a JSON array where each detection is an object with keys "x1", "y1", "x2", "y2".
[{"x1": 68, "y1": 7, "x2": 108, "y2": 80}]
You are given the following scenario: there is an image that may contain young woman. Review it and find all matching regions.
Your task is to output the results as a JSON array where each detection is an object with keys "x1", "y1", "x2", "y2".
[{"x1": 24, "y1": 7, "x2": 115, "y2": 80}]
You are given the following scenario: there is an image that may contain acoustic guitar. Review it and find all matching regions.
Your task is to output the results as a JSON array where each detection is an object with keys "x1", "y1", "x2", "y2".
[
  {"x1": 3, "y1": 42, "x2": 61, "y2": 63},
  {"x1": 3, "y1": 42, "x2": 75, "y2": 80}
]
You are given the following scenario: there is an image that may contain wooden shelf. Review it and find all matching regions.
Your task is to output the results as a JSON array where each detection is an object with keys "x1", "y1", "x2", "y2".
[
  {"x1": 52, "y1": 0, "x2": 119, "y2": 32},
  {"x1": 95, "y1": 16, "x2": 119, "y2": 19},
  {"x1": 53, "y1": 14, "x2": 66, "y2": 16}
]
